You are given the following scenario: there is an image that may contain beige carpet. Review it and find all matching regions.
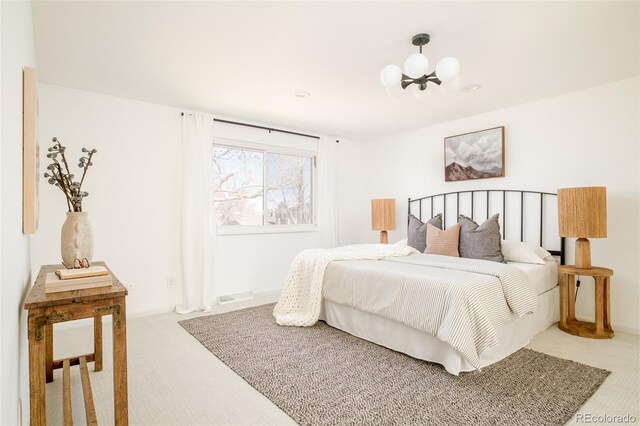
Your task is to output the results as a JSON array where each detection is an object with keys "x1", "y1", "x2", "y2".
[
  {"x1": 180, "y1": 303, "x2": 610, "y2": 426},
  {"x1": 43, "y1": 294, "x2": 638, "y2": 425}
]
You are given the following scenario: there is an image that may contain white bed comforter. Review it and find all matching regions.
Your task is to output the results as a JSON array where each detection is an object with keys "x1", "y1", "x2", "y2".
[
  {"x1": 322, "y1": 253, "x2": 539, "y2": 369},
  {"x1": 275, "y1": 245, "x2": 538, "y2": 370},
  {"x1": 273, "y1": 244, "x2": 417, "y2": 326}
]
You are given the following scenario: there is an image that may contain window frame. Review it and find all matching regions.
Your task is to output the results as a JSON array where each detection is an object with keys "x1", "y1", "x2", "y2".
[{"x1": 213, "y1": 137, "x2": 317, "y2": 236}]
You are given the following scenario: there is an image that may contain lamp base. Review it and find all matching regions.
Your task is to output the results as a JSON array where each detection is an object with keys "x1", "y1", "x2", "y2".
[
  {"x1": 575, "y1": 238, "x2": 591, "y2": 269},
  {"x1": 380, "y1": 231, "x2": 388, "y2": 244}
]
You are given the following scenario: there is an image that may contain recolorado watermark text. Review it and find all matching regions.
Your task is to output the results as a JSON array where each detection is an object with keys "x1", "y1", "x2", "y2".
[{"x1": 575, "y1": 413, "x2": 637, "y2": 424}]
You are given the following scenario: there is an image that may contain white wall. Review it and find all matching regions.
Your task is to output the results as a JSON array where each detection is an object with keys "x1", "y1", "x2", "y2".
[
  {"x1": 1, "y1": 1, "x2": 3, "y2": 415},
  {"x1": 336, "y1": 138, "x2": 367, "y2": 246},
  {"x1": 35, "y1": 84, "x2": 183, "y2": 317},
  {"x1": 1, "y1": 1, "x2": 37, "y2": 424},
  {"x1": 34, "y1": 84, "x2": 364, "y2": 316},
  {"x1": 350, "y1": 77, "x2": 640, "y2": 333}
]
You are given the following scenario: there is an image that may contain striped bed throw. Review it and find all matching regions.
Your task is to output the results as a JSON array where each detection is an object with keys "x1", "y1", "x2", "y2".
[{"x1": 322, "y1": 253, "x2": 539, "y2": 370}]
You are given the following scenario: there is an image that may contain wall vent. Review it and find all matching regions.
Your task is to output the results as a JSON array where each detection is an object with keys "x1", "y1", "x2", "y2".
[{"x1": 217, "y1": 291, "x2": 254, "y2": 305}]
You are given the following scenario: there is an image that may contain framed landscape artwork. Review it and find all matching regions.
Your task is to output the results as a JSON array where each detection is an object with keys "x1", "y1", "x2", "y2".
[{"x1": 444, "y1": 126, "x2": 504, "y2": 182}]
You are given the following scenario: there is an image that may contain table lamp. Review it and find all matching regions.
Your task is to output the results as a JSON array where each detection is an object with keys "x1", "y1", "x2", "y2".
[
  {"x1": 371, "y1": 199, "x2": 396, "y2": 244},
  {"x1": 557, "y1": 187, "x2": 607, "y2": 269}
]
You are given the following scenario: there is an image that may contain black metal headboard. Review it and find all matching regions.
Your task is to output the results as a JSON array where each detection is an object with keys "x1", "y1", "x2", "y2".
[{"x1": 408, "y1": 189, "x2": 565, "y2": 264}]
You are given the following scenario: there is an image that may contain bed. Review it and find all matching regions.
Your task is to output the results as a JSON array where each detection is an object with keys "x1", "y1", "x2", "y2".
[{"x1": 317, "y1": 190, "x2": 565, "y2": 375}]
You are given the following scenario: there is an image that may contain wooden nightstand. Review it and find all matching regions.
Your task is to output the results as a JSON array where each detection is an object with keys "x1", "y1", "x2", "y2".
[{"x1": 558, "y1": 265, "x2": 614, "y2": 339}]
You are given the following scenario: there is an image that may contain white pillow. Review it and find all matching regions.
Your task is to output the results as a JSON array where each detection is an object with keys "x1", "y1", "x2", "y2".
[
  {"x1": 501, "y1": 240, "x2": 552, "y2": 265},
  {"x1": 394, "y1": 238, "x2": 408, "y2": 246}
]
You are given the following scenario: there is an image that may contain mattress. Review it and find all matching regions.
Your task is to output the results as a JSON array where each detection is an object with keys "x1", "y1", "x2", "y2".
[{"x1": 507, "y1": 259, "x2": 558, "y2": 295}]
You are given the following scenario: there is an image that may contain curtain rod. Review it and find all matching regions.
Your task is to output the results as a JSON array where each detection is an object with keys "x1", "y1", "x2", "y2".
[{"x1": 180, "y1": 112, "x2": 327, "y2": 141}]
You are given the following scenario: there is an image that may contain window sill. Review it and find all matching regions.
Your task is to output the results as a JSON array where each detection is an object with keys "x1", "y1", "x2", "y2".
[{"x1": 217, "y1": 225, "x2": 318, "y2": 236}]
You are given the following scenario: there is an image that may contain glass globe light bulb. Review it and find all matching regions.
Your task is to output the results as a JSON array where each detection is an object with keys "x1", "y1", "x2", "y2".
[
  {"x1": 380, "y1": 64, "x2": 402, "y2": 87},
  {"x1": 385, "y1": 85, "x2": 404, "y2": 98},
  {"x1": 439, "y1": 76, "x2": 461, "y2": 93},
  {"x1": 435, "y1": 57, "x2": 460, "y2": 83},
  {"x1": 404, "y1": 53, "x2": 429, "y2": 79},
  {"x1": 413, "y1": 84, "x2": 432, "y2": 100}
]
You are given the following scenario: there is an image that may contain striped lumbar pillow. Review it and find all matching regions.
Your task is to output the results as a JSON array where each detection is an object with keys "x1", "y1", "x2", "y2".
[{"x1": 425, "y1": 223, "x2": 461, "y2": 257}]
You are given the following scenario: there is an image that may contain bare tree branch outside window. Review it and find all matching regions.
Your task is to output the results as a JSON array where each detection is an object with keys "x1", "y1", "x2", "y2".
[
  {"x1": 213, "y1": 145, "x2": 312, "y2": 226},
  {"x1": 266, "y1": 153, "x2": 311, "y2": 225}
]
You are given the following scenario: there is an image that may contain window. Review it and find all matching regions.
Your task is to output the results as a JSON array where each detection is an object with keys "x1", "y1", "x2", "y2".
[{"x1": 213, "y1": 142, "x2": 314, "y2": 230}]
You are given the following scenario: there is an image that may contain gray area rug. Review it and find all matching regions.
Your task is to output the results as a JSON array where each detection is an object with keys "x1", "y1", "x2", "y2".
[{"x1": 179, "y1": 304, "x2": 609, "y2": 426}]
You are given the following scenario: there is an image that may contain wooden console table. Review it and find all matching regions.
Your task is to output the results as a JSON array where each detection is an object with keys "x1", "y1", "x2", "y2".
[
  {"x1": 558, "y1": 265, "x2": 614, "y2": 339},
  {"x1": 24, "y1": 262, "x2": 129, "y2": 425}
]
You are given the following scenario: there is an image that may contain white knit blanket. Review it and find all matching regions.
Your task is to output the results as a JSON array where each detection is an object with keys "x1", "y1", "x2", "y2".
[{"x1": 273, "y1": 244, "x2": 417, "y2": 326}]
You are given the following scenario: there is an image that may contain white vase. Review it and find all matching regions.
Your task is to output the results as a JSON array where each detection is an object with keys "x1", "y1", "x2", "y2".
[{"x1": 61, "y1": 212, "x2": 94, "y2": 266}]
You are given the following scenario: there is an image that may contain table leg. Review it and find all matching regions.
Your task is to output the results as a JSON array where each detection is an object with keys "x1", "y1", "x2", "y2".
[
  {"x1": 567, "y1": 274, "x2": 576, "y2": 321},
  {"x1": 595, "y1": 276, "x2": 604, "y2": 334},
  {"x1": 46, "y1": 323, "x2": 53, "y2": 383},
  {"x1": 604, "y1": 277, "x2": 611, "y2": 330},
  {"x1": 113, "y1": 297, "x2": 129, "y2": 425},
  {"x1": 28, "y1": 312, "x2": 46, "y2": 426},
  {"x1": 94, "y1": 316, "x2": 103, "y2": 372},
  {"x1": 559, "y1": 272, "x2": 567, "y2": 329}
]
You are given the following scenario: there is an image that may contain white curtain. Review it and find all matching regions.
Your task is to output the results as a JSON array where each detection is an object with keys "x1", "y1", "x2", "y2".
[
  {"x1": 176, "y1": 114, "x2": 216, "y2": 314},
  {"x1": 317, "y1": 137, "x2": 339, "y2": 248}
]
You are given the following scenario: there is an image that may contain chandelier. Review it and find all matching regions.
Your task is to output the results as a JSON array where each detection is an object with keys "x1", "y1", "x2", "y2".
[{"x1": 380, "y1": 33, "x2": 460, "y2": 99}]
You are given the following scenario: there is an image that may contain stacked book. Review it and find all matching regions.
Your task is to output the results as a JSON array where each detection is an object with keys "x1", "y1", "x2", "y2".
[{"x1": 45, "y1": 265, "x2": 113, "y2": 293}]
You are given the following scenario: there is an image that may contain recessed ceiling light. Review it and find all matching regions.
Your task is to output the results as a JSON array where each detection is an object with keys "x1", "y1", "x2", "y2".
[
  {"x1": 293, "y1": 91, "x2": 310, "y2": 99},
  {"x1": 461, "y1": 84, "x2": 482, "y2": 93}
]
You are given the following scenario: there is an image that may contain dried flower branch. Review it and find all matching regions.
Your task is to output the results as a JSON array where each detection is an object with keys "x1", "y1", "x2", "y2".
[{"x1": 44, "y1": 137, "x2": 97, "y2": 212}]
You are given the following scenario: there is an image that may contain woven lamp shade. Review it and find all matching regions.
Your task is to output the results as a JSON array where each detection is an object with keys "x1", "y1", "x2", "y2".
[
  {"x1": 371, "y1": 199, "x2": 396, "y2": 231},
  {"x1": 558, "y1": 187, "x2": 607, "y2": 238}
]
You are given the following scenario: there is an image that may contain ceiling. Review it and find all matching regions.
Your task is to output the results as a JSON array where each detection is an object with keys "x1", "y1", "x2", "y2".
[{"x1": 32, "y1": 1, "x2": 639, "y2": 141}]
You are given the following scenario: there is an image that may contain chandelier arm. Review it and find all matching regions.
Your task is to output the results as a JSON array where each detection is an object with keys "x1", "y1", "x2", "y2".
[
  {"x1": 401, "y1": 80, "x2": 414, "y2": 90},
  {"x1": 398, "y1": 68, "x2": 443, "y2": 91},
  {"x1": 425, "y1": 70, "x2": 442, "y2": 85},
  {"x1": 401, "y1": 74, "x2": 415, "y2": 89},
  {"x1": 410, "y1": 75, "x2": 427, "y2": 85}
]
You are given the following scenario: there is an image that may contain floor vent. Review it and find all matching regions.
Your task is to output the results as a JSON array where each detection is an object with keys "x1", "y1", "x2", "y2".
[{"x1": 217, "y1": 291, "x2": 254, "y2": 304}]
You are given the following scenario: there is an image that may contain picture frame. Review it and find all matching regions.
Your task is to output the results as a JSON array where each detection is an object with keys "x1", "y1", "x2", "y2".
[
  {"x1": 444, "y1": 126, "x2": 505, "y2": 182},
  {"x1": 23, "y1": 66, "x2": 39, "y2": 234}
]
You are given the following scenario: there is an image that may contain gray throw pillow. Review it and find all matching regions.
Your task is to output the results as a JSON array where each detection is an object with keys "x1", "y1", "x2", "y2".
[
  {"x1": 458, "y1": 214, "x2": 505, "y2": 263},
  {"x1": 408, "y1": 214, "x2": 443, "y2": 252}
]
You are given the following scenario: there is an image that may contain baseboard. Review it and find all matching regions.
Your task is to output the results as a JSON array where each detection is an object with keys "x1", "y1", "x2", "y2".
[{"x1": 253, "y1": 288, "x2": 282, "y2": 299}]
